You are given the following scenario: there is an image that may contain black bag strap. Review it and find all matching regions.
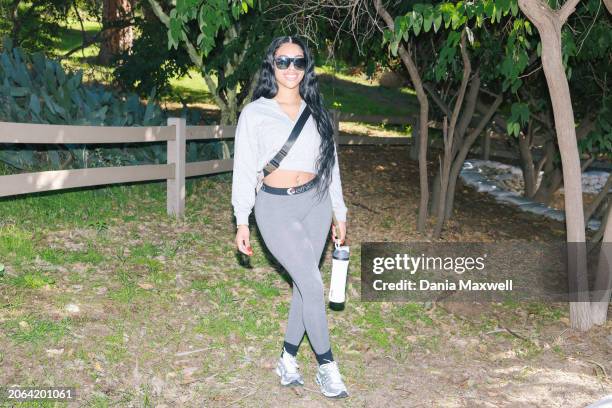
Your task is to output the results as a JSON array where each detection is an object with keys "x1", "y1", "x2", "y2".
[{"x1": 262, "y1": 105, "x2": 311, "y2": 176}]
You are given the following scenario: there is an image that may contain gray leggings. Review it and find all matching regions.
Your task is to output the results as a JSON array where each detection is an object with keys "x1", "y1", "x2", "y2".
[{"x1": 254, "y1": 183, "x2": 333, "y2": 355}]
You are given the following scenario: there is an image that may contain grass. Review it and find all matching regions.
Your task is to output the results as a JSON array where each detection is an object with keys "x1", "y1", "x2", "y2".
[
  {"x1": 193, "y1": 280, "x2": 280, "y2": 345},
  {"x1": 0, "y1": 182, "x2": 163, "y2": 230},
  {"x1": 191, "y1": 279, "x2": 234, "y2": 305},
  {"x1": 0, "y1": 175, "x2": 226, "y2": 230},
  {"x1": 8, "y1": 271, "x2": 56, "y2": 289},
  {"x1": 244, "y1": 279, "x2": 281, "y2": 298},
  {"x1": 392, "y1": 302, "x2": 434, "y2": 325},
  {"x1": 0, "y1": 169, "x2": 603, "y2": 406},
  {"x1": 107, "y1": 268, "x2": 152, "y2": 304},
  {"x1": 40, "y1": 245, "x2": 106, "y2": 266},
  {"x1": 3, "y1": 314, "x2": 72, "y2": 345},
  {"x1": 49, "y1": 14, "x2": 115, "y2": 84},
  {"x1": 49, "y1": 16, "x2": 101, "y2": 57},
  {"x1": 317, "y1": 65, "x2": 419, "y2": 117},
  {"x1": 165, "y1": 69, "x2": 215, "y2": 106},
  {"x1": 0, "y1": 227, "x2": 37, "y2": 267},
  {"x1": 102, "y1": 331, "x2": 129, "y2": 364}
]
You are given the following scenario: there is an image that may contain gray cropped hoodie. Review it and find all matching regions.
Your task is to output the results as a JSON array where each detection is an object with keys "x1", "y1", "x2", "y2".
[{"x1": 231, "y1": 96, "x2": 348, "y2": 226}]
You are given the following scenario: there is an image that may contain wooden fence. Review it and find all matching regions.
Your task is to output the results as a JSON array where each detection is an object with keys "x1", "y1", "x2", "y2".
[
  {"x1": 0, "y1": 118, "x2": 235, "y2": 217},
  {"x1": 0, "y1": 110, "x2": 417, "y2": 217}
]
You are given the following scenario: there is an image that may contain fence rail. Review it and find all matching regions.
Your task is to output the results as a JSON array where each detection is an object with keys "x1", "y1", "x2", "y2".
[
  {"x1": 0, "y1": 164, "x2": 173, "y2": 197},
  {"x1": 0, "y1": 121, "x2": 176, "y2": 144},
  {"x1": 0, "y1": 110, "x2": 416, "y2": 217}
]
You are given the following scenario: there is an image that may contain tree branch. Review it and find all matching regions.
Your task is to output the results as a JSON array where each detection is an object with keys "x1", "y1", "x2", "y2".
[
  {"x1": 146, "y1": 0, "x2": 208, "y2": 83},
  {"x1": 576, "y1": 116, "x2": 596, "y2": 141},
  {"x1": 558, "y1": 0, "x2": 582, "y2": 24},
  {"x1": 147, "y1": 0, "x2": 228, "y2": 111},
  {"x1": 447, "y1": 30, "x2": 471, "y2": 145},
  {"x1": 585, "y1": 174, "x2": 612, "y2": 222},
  {"x1": 146, "y1": 0, "x2": 169, "y2": 26},
  {"x1": 519, "y1": 0, "x2": 556, "y2": 25},
  {"x1": 581, "y1": 155, "x2": 595, "y2": 172},
  {"x1": 424, "y1": 82, "x2": 451, "y2": 117}
]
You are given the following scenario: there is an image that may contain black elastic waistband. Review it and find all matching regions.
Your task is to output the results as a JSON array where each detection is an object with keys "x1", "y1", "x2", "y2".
[{"x1": 260, "y1": 176, "x2": 318, "y2": 195}]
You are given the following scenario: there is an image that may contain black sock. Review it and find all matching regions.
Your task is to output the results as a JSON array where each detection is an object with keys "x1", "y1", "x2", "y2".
[
  {"x1": 315, "y1": 348, "x2": 334, "y2": 365},
  {"x1": 282, "y1": 341, "x2": 299, "y2": 357}
]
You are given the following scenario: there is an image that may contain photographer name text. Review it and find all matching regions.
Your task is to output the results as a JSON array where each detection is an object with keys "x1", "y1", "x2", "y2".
[{"x1": 372, "y1": 279, "x2": 513, "y2": 291}]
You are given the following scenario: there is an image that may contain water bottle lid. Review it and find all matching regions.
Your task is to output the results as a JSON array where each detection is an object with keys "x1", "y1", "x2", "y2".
[{"x1": 333, "y1": 240, "x2": 350, "y2": 259}]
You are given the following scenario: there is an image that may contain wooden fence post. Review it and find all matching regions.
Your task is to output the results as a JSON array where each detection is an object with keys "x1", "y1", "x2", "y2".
[{"x1": 167, "y1": 117, "x2": 186, "y2": 217}]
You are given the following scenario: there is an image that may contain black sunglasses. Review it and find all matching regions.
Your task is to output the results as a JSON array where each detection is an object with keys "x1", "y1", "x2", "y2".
[{"x1": 274, "y1": 56, "x2": 307, "y2": 70}]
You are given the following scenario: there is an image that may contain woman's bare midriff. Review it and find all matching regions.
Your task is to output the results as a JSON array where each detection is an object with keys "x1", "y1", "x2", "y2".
[{"x1": 264, "y1": 169, "x2": 316, "y2": 188}]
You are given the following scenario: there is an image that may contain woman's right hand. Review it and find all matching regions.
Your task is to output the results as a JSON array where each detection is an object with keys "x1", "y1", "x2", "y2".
[{"x1": 235, "y1": 225, "x2": 253, "y2": 256}]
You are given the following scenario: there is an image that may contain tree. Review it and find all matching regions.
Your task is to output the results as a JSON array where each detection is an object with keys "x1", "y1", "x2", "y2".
[
  {"x1": 503, "y1": 0, "x2": 610, "y2": 208},
  {"x1": 0, "y1": 0, "x2": 73, "y2": 52},
  {"x1": 113, "y1": 0, "x2": 194, "y2": 100},
  {"x1": 146, "y1": 0, "x2": 261, "y2": 124},
  {"x1": 376, "y1": 1, "x2": 521, "y2": 238},
  {"x1": 518, "y1": 0, "x2": 610, "y2": 330},
  {"x1": 374, "y1": 0, "x2": 430, "y2": 233},
  {"x1": 298, "y1": 0, "x2": 611, "y2": 328}
]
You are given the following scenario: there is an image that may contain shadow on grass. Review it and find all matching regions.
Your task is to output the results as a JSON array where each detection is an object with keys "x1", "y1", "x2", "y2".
[
  {"x1": 48, "y1": 23, "x2": 101, "y2": 61},
  {"x1": 318, "y1": 73, "x2": 419, "y2": 117}
]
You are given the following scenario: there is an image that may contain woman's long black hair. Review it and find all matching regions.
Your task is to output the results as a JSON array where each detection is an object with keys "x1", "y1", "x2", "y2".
[{"x1": 251, "y1": 35, "x2": 336, "y2": 204}]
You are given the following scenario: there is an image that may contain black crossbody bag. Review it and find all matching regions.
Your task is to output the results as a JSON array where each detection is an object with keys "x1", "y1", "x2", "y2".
[{"x1": 255, "y1": 105, "x2": 312, "y2": 194}]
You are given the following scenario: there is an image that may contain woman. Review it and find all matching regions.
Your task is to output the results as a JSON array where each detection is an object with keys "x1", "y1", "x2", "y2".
[{"x1": 231, "y1": 35, "x2": 349, "y2": 399}]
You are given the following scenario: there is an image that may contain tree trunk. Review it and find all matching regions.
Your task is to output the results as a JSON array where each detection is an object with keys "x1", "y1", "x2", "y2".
[
  {"x1": 590, "y1": 199, "x2": 610, "y2": 244},
  {"x1": 585, "y1": 174, "x2": 612, "y2": 223},
  {"x1": 442, "y1": 72, "x2": 482, "y2": 221},
  {"x1": 433, "y1": 31, "x2": 471, "y2": 238},
  {"x1": 431, "y1": 171, "x2": 441, "y2": 216},
  {"x1": 519, "y1": 0, "x2": 592, "y2": 331},
  {"x1": 410, "y1": 118, "x2": 420, "y2": 161},
  {"x1": 445, "y1": 94, "x2": 503, "y2": 222},
  {"x1": 9, "y1": 0, "x2": 22, "y2": 42},
  {"x1": 425, "y1": 41, "x2": 481, "y2": 227},
  {"x1": 99, "y1": 0, "x2": 134, "y2": 65},
  {"x1": 453, "y1": 68, "x2": 481, "y2": 156},
  {"x1": 374, "y1": 0, "x2": 430, "y2": 233},
  {"x1": 533, "y1": 168, "x2": 563, "y2": 204},
  {"x1": 591, "y1": 202, "x2": 612, "y2": 324},
  {"x1": 518, "y1": 121, "x2": 537, "y2": 198},
  {"x1": 221, "y1": 88, "x2": 238, "y2": 125},
  {"x1": 532, "y1": 140, "x2": 563, "y2": 204}
]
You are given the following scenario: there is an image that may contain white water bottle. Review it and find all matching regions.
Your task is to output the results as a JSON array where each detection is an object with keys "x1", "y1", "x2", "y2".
[{"x1": 329, "y1": 240, "x2": 350, "y2": 309}]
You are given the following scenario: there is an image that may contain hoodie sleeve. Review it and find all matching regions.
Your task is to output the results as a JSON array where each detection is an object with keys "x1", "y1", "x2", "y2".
[
  {"x1": 231, "y1": 106, "x2": 258, "y2": 226},
  {"x1": 329, "y1": 143, "x2": 348, "y2": 222}
]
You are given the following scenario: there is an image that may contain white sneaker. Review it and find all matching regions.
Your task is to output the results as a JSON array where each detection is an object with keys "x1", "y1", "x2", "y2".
[
  {"x1": 275, "y1": 349, "x2": 304, "y2": 386},
  {"x1": 315, "y1": 360, "x2": 349, "y2": 398}
]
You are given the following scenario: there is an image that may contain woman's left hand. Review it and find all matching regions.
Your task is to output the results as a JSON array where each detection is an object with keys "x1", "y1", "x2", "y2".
[{"x1": 331, "y1": 220, "x2": 346, "y2": 245}]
